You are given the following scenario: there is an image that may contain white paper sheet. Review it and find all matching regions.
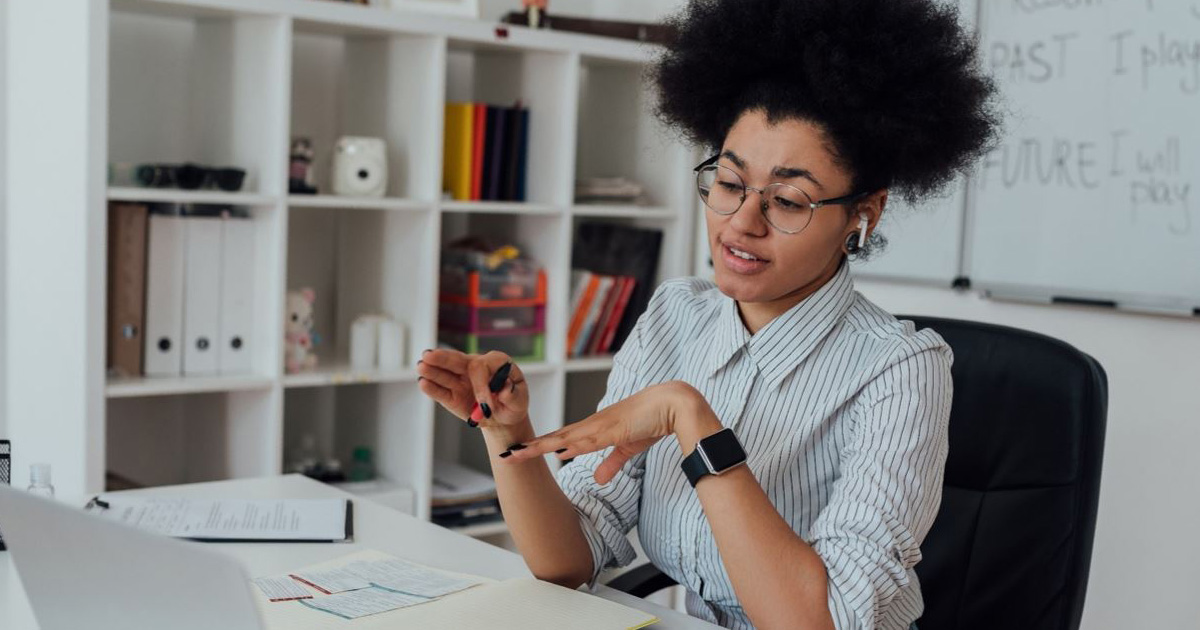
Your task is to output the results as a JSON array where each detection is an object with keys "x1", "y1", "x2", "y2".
[
  {"x1": 86, "y1": 497, "x2": 349, "y2": 541},
  {"x1": 289, "y1": 566, "x2": 372, "y2": 594},
  {"x1": 345, "y1": 558, "x2": 483, "y2": 598},
  {"x1": 252, "y1": 575, "x2": 314, "y2": 602},
  {"x1": 298, "y1": 586, "x2": 427, "y2": 620}
]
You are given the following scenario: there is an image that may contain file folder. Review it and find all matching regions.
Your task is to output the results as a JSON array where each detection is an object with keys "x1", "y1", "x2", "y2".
[
  {"x1": 106, "y1": 203, "x2": 149, "y2": 377},
  {"x1": 183, "y1": 217, "x2": 222, "y2": 376},
  {"x1": 219, "y1": 218, "x2": 256, "y2": 374},
  {"x1": 143, "y1": 214, "x2": 186, "y2": 377}
]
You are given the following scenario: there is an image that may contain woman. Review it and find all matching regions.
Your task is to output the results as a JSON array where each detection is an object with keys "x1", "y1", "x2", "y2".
[{"x1": 418, "y1": 0, "x2": 997, "y2": 628}]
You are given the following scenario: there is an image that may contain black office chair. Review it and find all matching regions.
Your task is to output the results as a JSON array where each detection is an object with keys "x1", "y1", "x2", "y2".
[{"x1": 608, "y1": 317, "x2": 1108, "y2": 630}]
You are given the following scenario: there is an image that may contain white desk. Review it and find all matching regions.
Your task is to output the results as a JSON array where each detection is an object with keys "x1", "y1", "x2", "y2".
[{"x1": 0, "y1": 474, "x2": 717, "y2": 629}]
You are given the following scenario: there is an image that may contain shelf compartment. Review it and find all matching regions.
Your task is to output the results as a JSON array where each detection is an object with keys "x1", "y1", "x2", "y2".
[
  {"x1": 287, "y1": 206, "x2": 438, "y2": 374},
  {"x1": 108, "y1": 9, "x2": 288, "y2": 196},
  {"x1": 284, "y1": 382, "x2": 433, "y2": 518},
  {"x1": 575, "y1": 56, "x2": 691, "y2": 211},
  {"x1": 444, "y1": 44, "x2": 576, "y2": 206},
  {"x1": 290, "y1": 28, "x2": 444, "y2": 201},
  {"x1": 106, "y1": 389, "x2": 281, "y2": 488}
]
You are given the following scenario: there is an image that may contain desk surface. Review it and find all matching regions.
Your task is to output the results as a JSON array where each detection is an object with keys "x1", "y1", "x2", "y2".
[{"x1": 0, "y1": 474, "x2": 717, "y2": 630}]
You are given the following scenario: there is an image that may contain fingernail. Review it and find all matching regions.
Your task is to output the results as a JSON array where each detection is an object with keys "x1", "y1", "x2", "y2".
[
  {"x1": 555, "y1": 448, "x2": 567, "y2": 454},
  {"x1": 499, "y1": 451, "x2": 512, "y2": 459},
  {"x1": 418, "y1": 376, "x2": 425, "y2": 382},
  {"x1": 470, "y1": 403, "x2": 483, "y2": 422},
  {"x1": 422, "y1": 349, "x2": 431, "y2": 356},
  {"x1": 467, "y1": 420, "x2": 479, "y2": 428},
  {"x1": 507, "y1": 443, "x2": 527, "y2": 451},
  {"x1": 480, "y1": 402, "x2": 492, "y2": 419},
  {"x1": 417, "y1": 359, "x2": 423, "y2": 366}
]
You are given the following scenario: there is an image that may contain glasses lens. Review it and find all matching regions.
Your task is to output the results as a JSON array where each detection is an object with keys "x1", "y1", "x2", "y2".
[
  {"x1": 763, "y1": 184, "x2": 815, "y2": 233},
  {"x1": 696, "y1": 165, "x2": 744, "y2": 215},
  {"x1": 175, "y1": 164, "x2": 206, "y2": 190}
]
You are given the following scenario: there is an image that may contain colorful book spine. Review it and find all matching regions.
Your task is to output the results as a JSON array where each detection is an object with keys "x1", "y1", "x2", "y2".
[{"x1": 442, "y1": 103, "x2": 475, "y2": 201}]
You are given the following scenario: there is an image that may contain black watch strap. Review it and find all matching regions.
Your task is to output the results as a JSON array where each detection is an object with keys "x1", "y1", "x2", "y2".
[{"x1": 681, "y1": 448, "x2": 712, "y2": 488}]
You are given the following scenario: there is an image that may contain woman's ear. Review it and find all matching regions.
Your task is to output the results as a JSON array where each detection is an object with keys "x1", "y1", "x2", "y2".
[{"x1": 861, "y1": 189, "x2": 888, "y2": 235}]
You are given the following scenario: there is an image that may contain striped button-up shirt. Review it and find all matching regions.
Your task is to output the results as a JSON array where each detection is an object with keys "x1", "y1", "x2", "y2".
[{"x1": 556, "y1": 262, "x2": 952, "y2": 629}]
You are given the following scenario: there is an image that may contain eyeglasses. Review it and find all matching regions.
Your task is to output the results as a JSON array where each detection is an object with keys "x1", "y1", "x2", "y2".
[
  {"x1": 694, "y1": 155, "x2": 870, "y2": 235},
  {"x1": 136, "y1": 163, "x2": 246, "y2": 192}
]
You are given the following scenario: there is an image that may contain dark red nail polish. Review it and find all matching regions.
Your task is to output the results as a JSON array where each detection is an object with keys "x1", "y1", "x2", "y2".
[
  {"x1": 508, "y1": 443, "x2": 527, "y2": 451},
  {"x1": 555, "y1": 448, "x2": 567, "y2": 454},
  {"x1": 499, "y1": 451, "x2": 512, "y2": 458},
  {"x1": 480, "y1": 402, "x2": 492, "y2": 419},
  {"x1": 467, "y1": 420, "x2": 479, "y2": 428}
]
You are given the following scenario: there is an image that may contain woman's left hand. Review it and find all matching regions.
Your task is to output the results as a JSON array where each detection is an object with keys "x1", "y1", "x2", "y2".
[{"x1": 500, "y1": 380, "x2": 706, "y2": 484}]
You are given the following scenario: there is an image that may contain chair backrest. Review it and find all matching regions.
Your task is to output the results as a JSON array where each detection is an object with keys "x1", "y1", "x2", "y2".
[{"x1": 900, "y1": 316, "x2": 1108, "y2": 630}]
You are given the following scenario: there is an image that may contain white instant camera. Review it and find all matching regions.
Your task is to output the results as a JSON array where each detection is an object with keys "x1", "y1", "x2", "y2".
[{"x1": 332, "y1": 136, "x2": 388, "y2": 197}]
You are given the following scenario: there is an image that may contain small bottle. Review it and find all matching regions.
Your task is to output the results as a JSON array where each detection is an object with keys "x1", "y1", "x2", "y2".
[
  {"x1": 290, "y1": 434, "x2": 320, "y2": 477},
  {"x1": 27, "y1": 463, "x2": 54, "y2": 498},
  {"x1": 349, "y1": 447, "x2": 375, "y2": 482}
]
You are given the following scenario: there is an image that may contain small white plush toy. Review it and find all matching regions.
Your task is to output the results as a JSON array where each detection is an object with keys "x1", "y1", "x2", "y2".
[{"x1": 285, "y1": 288, "x2": 318, "y2": 374}]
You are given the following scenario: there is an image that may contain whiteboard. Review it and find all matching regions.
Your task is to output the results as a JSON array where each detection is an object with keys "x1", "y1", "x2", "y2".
[
  {"x1": 967, "y1": 1, "x2": 1200, "y2": 313},
  {"x1": 851, "y1": 0, "x2": 977, "y2": 288}
]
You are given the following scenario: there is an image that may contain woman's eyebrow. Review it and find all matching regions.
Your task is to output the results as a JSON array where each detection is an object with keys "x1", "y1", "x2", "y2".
[{"x1": 721, "y1": 149, "x2": 824, "y2": 191}]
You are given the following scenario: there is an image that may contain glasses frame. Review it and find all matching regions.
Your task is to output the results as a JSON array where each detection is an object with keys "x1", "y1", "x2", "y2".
[{"x1": 693, "y1": 154, "x2": 871, "y2": 235}]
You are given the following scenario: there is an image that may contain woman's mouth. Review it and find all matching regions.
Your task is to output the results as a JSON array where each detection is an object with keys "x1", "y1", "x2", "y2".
[{"x1": 720, "y1": 242, "x2": 770, "y2": 274}]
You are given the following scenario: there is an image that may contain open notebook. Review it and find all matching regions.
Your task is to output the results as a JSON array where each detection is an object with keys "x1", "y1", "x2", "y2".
[{"x1": 255, "y1": 551, "x2": 658, "y2": 630}]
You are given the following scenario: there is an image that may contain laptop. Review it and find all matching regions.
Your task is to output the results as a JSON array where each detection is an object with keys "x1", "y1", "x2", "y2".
[{"x1": 0, "y1": 485, "x2": 263, "y2": 630}]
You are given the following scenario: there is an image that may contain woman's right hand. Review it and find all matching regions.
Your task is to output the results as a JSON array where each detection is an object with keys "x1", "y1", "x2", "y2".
[{"x1": 417, "y1": 349, "x2": 530, "y2": 429}]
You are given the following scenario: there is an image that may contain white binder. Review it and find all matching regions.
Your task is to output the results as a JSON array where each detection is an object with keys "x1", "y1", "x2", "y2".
[
  {"x1": 219, "y1": 218, "x2": 256, "y2": 374},
  {"x1": 182, "y1": 217, "x2": 223, "y2": 376},
  {"x1": 143, "y1": 215, "x2": 186, "y2": 377}
]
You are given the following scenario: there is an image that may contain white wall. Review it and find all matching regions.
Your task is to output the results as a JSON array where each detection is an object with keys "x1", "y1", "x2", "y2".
[{"x1": 855, "y1": 279, "x2": 1200, "y2": 630}]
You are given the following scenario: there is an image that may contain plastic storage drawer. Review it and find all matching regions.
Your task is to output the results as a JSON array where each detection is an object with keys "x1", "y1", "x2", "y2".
[{"x1": 439, "y1": 331, "x2": 545, "y2": 362}]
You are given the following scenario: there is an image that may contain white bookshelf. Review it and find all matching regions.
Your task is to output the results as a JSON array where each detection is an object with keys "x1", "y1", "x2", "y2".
[{"x1": 6, "y1": 0, "x2": 696, "y2": 531}]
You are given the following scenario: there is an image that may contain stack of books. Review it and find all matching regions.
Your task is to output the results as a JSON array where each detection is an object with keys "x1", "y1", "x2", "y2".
[
  {"x1": 442, "y1": 102, "x2": 530, "y2": 202},
  {"x1": 567, "y1": 223, "x2": 663, "y2": 357},
  {"x1": 566, "y1": 272, "x2": 636, "y2": 358},
  {"x1": 431, "y1": 460, "x2": 502, "y2": 529}
]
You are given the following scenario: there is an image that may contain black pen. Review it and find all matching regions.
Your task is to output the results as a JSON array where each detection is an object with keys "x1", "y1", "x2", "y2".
[
  {"x1": 488, "y1": 361, "x2": 513, "y2": 393},
  {"x1": 470, "y1": 362, "x2": 513, "y2": 426}
]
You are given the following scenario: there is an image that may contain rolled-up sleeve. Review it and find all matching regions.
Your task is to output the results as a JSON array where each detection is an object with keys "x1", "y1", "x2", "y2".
[
  {"x1": 808, "y1": 339, "x2": 953, "y2": 629},
  {"x1": 555, "y1": 319, "x2": 648, "y2": 589}
]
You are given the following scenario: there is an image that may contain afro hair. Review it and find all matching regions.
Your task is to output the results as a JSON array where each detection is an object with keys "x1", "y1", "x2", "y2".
[{"x1": 653, "y1": 0, "x2": 1000, "y2": 203}]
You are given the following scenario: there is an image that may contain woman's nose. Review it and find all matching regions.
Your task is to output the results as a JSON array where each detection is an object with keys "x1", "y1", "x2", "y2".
[{"x1": 729, "y1": 187, "x2": 771, "y2": 236}]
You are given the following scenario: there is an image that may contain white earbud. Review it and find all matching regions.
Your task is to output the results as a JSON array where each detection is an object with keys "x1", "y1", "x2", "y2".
[{"x1": 857, "y1": 213, "x2": 870, "y2": 245}]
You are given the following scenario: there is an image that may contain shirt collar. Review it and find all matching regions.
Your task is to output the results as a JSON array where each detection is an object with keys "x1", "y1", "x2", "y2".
[{"x1": 706, "y1": 261, "x2": 857, "y2": 390}]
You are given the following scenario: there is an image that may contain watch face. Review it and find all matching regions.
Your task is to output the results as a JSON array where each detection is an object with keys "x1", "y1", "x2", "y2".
[{"x1": 701, "y1": 430, "x2": 746, "y2": 471}]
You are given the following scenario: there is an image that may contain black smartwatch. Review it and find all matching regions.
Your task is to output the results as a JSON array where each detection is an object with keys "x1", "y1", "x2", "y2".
[{"x1": 681, "y1": 428, "x2": 747, "y2": 487}]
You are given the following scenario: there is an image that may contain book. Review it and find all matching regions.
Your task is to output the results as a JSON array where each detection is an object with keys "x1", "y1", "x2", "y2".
[
  {"x1": 106, "y1": 202, "x2": 149, "y2": 377},
  {"x1": 485, "y1": 106, "x2": 510, "y2": 201},
  {"x1": 586, "y1": 275, "x2": 627, "y2": 356},
  {"x1": 514, "y1": 107, "x2": 530, "y2": 202},
  {"x1": 565, "y1": 272, "x2": 599, "y2": 356},
  {"x1": 598, "y1": 277, "x2": 637, "y2": 354},
  {"x1": 573, "y1": 275, "x2": 614, "y2": 357},
  {"x1": 572, "y1": 224, "x2": 663, "y2": 353},
  {"x1": 502, "y1": 103, "x2": 525, "y2": 201},
  {"x1": 471, "y1": 103, "x2": 487, "y2": 201},
  {"x1": 442, "y1": 103, "x2": 475, "y2": 201}
]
